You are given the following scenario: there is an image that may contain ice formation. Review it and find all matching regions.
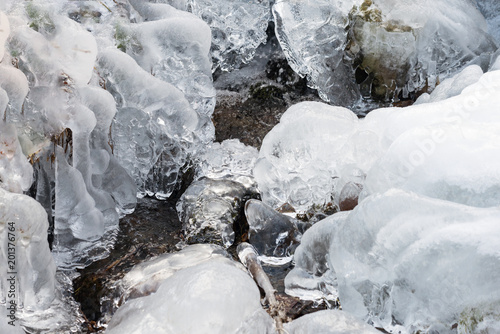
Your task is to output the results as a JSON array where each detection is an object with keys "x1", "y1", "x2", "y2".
[
  {"x1": 117, "y1": 244, "x2": 230, "y2": 303},
  {"x1": 273, "y1": 0, "x2": 497, "y2": 107},
  {"x1": 476, "y1": 0, "x2": 500, "y2": 43},
  {"x1": 283, "y1": 309, "x2": 380, "y2": 334},
  {"x1": 176, "y1": 177, "x2": 257, "y2": 246},
  {"x1": 254, "y1": 101, "x2": 375, "y2": 212},
  {"x1": 119, "y1": 0, "x2": 216, "y2": 129},
  {"x1": 256, "y1": 64, "x2": 500, "y2": 212},
  {"x1": 244, "y1": 199, "x2": 307, "y2": 264},
  {"x1": 0, "y1": 188, "x2": 80, "y2": 332},
  {"x1": 177, "y1": 139, "x2": 259, "y2": 246},
  {"x1": 329, "y1": 190, "x2": 500, "y2": 332},
  {"x1": 107, "y1": 248, "x2": 275, "y2": 334},
  {"x1": 186, "y1": 0, "x2": 271, "y2": 72}
]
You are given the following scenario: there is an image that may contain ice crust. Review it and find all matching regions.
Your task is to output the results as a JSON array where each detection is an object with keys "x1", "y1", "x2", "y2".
[
  {"x1": 272, "y1": 0, "x2": 497, "y2": 106},
  {"x1": 331, "y1": 190, "x2": 500, "y2": 332},
  {"x1": 186, "y1": 0, "x2": 271, "y2": 72},
  {"x1": 107, "y1": 246, "x2": 275, "y2": 334},
  {"x1": 256, "y1": 66, "x2": 500, "y2": 211},
  {"x1": 283, "y1": 309, "x2": 380, "y2": 334}
]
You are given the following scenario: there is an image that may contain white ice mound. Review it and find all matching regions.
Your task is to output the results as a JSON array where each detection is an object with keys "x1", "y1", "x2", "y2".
[
  {"x1": 107, "y1": 248, "x2": 275, "y2": 334},
  {"x1": 256, "y1": 67, "x2": 500, "y2": 212},
  {"x1": 284, "y1": 309, "x2": 380, "y2": 334},
  {"x1": 362, "y1": 122, "x2": 500, "y2": 207},
  {"x1": 187, "y1": 0, "x2": 271, "y2": 72},
  {"x1": 254, "y1": 101, "x2": 377, "y2": 212},
  {"x1": 273, "y1": 0, "x2": 497, "y2": 107},
  {"x1": 329, "y1": 189, "x2": 500, "y2": 332},
  {"x1": 119, "y1": 244, "x2": 230, "y2": 301},
  {"x1": 0, "y1": 188, "x2": 79, "y2": 332}
]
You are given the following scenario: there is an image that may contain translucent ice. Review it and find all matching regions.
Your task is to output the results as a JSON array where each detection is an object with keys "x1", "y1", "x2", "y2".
[
  {"x1": 98, "y1": 49, "x2": 201, "y2": 198},
  {"x1": 187, "y1": 0, "x2": 271, "y2": 72},
  {"x1": 273, "y1": 0, "x2": 497, "y2": 106},
  {"x1": 193, "y1": 139, "x2": 259, "y2": 188},
  {"x1": 414, "y1": 65, "x2": 484, "y2": 104},
  {"x1": 284, "y1": 309, "x2": 380, "y2": 334},
  {"x1": 107, "y1": 254, "x2": 275, "y2": 334},
  {"x1": 244, "y1": 199, "x2": 306, "y2": 264},
  {"x1": 254, "y1": 101, "x2": 376, "y2": 212},
  {"x1": 284, "y1": 212, "x2": 348, "y2": 303},
  {"x1": 0, "y1": 188, "x2": 79, "y2": 332},
  {"x1": 328, "y1": 190, "x2": 500, "y2": 332},
  {"x1": 476, "y1": 0, "x2": 500, "y2": 43},
  {"x1": 0, "y1": 122, "x2": 33, "y2": 193},
  {"x1": 176, "y1": 177, "x2": 257, "y2": 246},
  {"x1": 362, "y1": 123, "x2": 500, "y2": 207}
]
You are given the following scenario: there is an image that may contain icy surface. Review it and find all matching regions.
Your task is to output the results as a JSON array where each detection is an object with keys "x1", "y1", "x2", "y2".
[
  {"x1": 329, "y1": 190, "x2": 500, "y2": 332},
  {"x1": 273, "y1": 0, "x2": 497, "y2": 107},
  {"x1": 284, "y1": 212, "x2": 348, "y2": 303},
  {"x1": 193, "y1": 139, "x2": 258, "y2": 188},
  {"x1": 107, "y1": 253, "x2": 275, "y2": 334},
  {"x1": 244, "y1": 199, "x2": 306, "y2": 264},
  {"x1": 254, "y1": 101, "x2": 373, "y2": 212},
  {"x1": 256, "y1": 68, "x2": 500, "y2": 212},
  {"x1": 177, "y1": 178, "x2": 257, "y2": 246},
  {"x1": 284, "y1": 309, "x2": 380, "y2": 334},
  {"x1": 98, "y1": 49, "x2": 201, "y2": 198},
  {"x1": 0, "y1": 122, "x2": 33, "y2": 193},
  {"x1": 476, "y1": 0, "x2": 500, "y2": 43},
  {"x1": 187, "y1": 0, "x2": 271, "y2": 72},
  {"x1": 119, "y1": 244, "x2": 230, "y2": 302},
  {"x1": 119, "y1": 1, "x2": 216, "y2": 129}
]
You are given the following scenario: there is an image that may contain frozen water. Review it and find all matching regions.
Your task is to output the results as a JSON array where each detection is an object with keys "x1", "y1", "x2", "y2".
[
  {"x1": 244, "y1": 199, "x2": 306, "y2": 264},
  {"x1": 0, "y1": 188, "x2": 56, "y2": 311},
  {"x1": 187, "y1": 0, "x2": 271, "y2": 72},
  {"x1": 256, "y1": 68, "x2": 500, "y2": 212},
  {"x1": 476, "y1": 0, "x2": 500, "y2": 43},
  {"x1": 273, "y1": 0, "x2": 497, "y2": 106},
  {"x1": 118, "y1": 244, "x2": 231, "y2": 302},
  {"x1": 176, "y1": 177, "x2": 257, "y2": 246},
  {"x1": 0, "y1": 188, "x2": 81, "y2": 332},
  {"x1": 272, "y1": 0, "x2": 362, "y2": 106},
  {"x1": 362, "y1": 123, "x2": 500, "y2": 207},
  {"x1": 414, "y1": 65, "x2": 484, "y2": 104},
  {"x1": 254, "y1": 101, "x2": 376, "y2": 212},
  {"x1": 98, "y1": 49, "x2": 201, "y2": 198},
  {"x1": 107, "y1": 255, "x2": 275, "y2": 334},
  {"x1": 284, "y1": 309, "x2": 380, "y2": 334},
  {"x1": 0, "y1": 122, "x2": 33, "y2": 193},
  {"x1": 284, "y1": 212, "x2": 348, "y2": 303},
  {"x1": 193, "y1": 139, "x2": 259, "y2": 188},
  {"x1": 119, "y1": 1, "x2": 216, "y2": 130},
  {"x1": 329, "y1": 189, "x2": 500, "y2": 332}
]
